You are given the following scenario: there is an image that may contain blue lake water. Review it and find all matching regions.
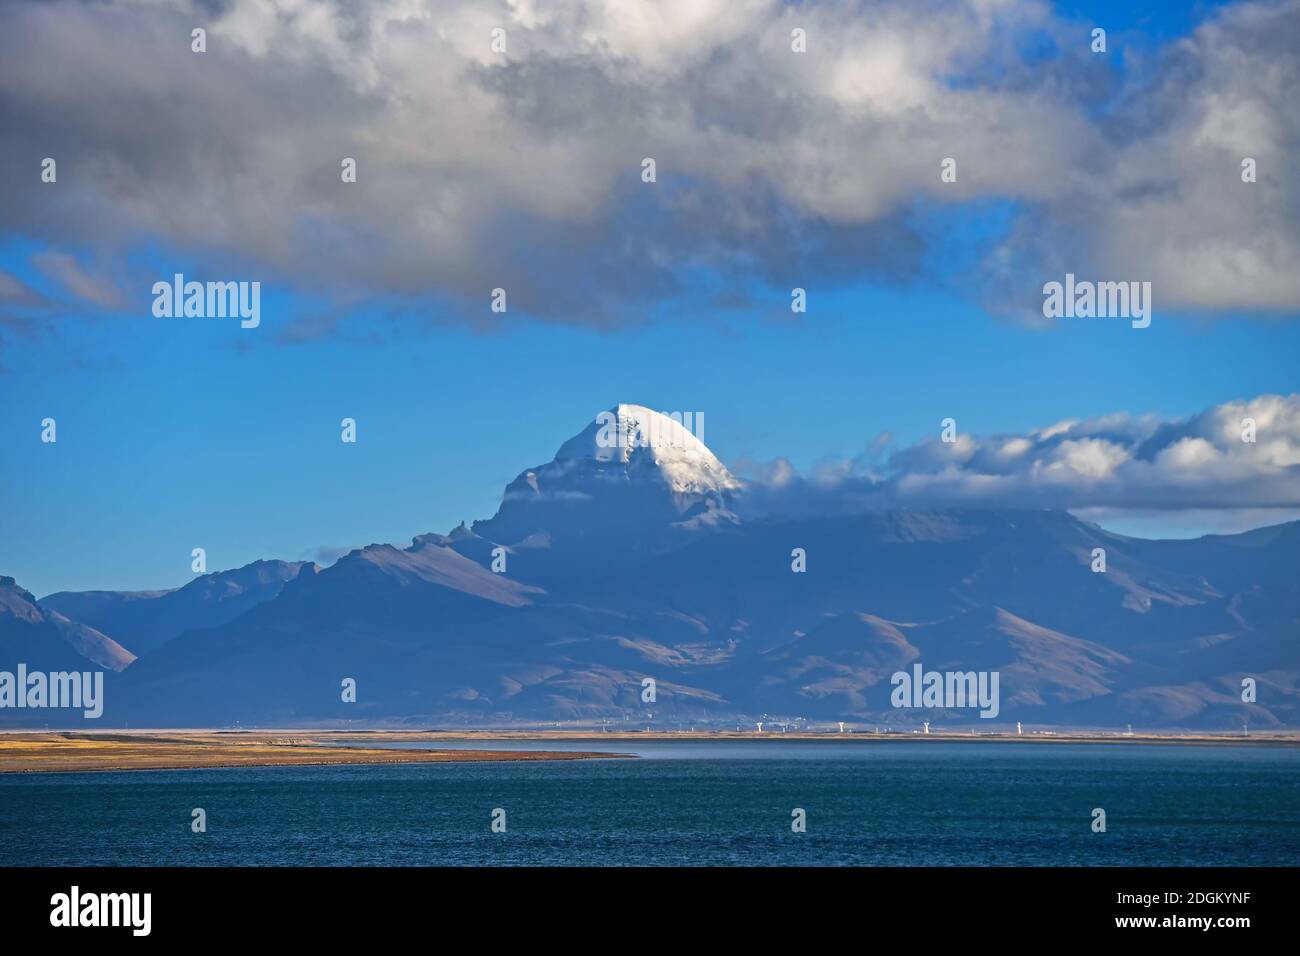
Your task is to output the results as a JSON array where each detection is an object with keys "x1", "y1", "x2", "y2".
[{"x1": 2, "y1": 741, "x2": 1297, "y2": 866}]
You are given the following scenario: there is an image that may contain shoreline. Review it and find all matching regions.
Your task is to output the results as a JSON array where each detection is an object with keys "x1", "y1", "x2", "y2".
[
  {"x1": 6, "y1": 727, "x2": 1296, "y2": 743},
  {"x1": 1, "y1": 728, "x2": 1297, "y2": 774},
  {"x1": 0, "y1": 732, "x2": 631, "y2": 774},
  {"x1": 300, "y1": 730, "x2": 1300, "y2": 748}
]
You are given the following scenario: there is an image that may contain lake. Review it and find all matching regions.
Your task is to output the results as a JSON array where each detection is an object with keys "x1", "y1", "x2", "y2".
[{"x1": 2, "y1": 741, "x2": 1297, "y2": 866}]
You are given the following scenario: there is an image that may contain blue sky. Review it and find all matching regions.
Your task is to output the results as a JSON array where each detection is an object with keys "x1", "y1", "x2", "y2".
[{"x1": 1, "y1": 0, "x2": 1297, "y2": 595}]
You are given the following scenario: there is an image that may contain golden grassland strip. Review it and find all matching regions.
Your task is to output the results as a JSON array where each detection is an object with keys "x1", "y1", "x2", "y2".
[{"x1": 0, "y1": 733, "x2": 629, "y2": 774}]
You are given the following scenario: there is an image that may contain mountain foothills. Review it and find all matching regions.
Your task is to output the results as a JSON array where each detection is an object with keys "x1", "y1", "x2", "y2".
[{"x1": 3, "y1": 406, "x2": 1297, "y2": 729}]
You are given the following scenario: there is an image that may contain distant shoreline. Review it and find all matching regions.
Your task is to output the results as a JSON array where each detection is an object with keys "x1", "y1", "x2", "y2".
[
  {"x1": 1, "y1": 728, "x2": 1296, "y2": 775},
  {"x1": 0, "y1": 732, "x2": 631, "y2": 774},
  {"x1": 287, "y1": 729, "x2": 1300, "y2": 747}
]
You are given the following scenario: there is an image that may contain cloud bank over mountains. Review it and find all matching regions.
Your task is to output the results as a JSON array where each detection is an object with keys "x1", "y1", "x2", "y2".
[
  {"x1": 1, "y1": 0, "x2": 1297, "y2": 335},
  {"x1": 736, "y1": 393, "x2": 1300, "y2": 521}
]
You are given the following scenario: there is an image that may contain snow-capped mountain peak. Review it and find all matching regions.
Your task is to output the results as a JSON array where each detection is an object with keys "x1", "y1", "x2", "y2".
[
  {"x1": 472, "y1": 404, "x2": 742, "y2": 544},
  {"x1": 555, "y1": 404, "x2": 741, "y2": 496}
]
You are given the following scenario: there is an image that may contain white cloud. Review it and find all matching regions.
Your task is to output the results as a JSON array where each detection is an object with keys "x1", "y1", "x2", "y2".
[
  {"x1": 736, "y1": 393, "x2": 1300, "y2": 517},
  {"x1": 1158, "y1": 437, "x2": 1221, "y2": 470},
  {"x1": 0, "y1": 0, "x2": 1295, "y2": 330},
  {"x1": 1047, "y1": 438, "x2": 1129, "y2": 481}
]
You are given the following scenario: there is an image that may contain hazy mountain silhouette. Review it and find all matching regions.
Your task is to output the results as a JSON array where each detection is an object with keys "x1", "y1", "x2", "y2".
[
  {"x1": 0, "y1": 577, "x2": 135, "y2": 725},
  {"x1": 41, "y1": 559, "x2": 313, "y2": 657}
]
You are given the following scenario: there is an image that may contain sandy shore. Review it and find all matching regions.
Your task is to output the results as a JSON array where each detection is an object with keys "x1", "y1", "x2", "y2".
[{"x1": 0, "y1": 732, "x2": 630, "y2": 774}]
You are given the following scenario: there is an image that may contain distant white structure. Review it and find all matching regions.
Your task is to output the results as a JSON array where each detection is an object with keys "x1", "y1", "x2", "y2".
[
  {"x1": 838, "y1": 722, "x2": 845, "y2": 734},
  {"x1": 1017, "y1": 722, "x2": 1022, "y2": 736},
  {"x1": 756, "y1": 721, "x2": 763, "y2": 733},
  {"x1": 922, "y1": 721, "x2": 930, "y2": 734},
  {"x1": 1124, "y1": 724, "x2": 1134, "y2": 737}
]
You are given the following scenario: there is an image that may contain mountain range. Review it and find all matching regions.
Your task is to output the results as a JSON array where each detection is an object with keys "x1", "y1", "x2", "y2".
[{"x1": 3, "y1": 404, "x2": 1297, "y2": 729}]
